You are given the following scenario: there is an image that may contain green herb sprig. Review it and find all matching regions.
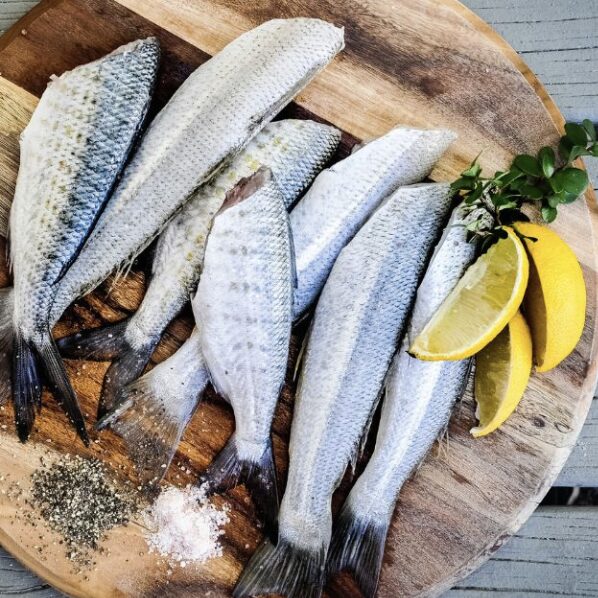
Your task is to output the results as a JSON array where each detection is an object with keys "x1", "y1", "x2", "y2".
[{"x1": 452, "y1": 120, "x2": 597, "y2": 250}]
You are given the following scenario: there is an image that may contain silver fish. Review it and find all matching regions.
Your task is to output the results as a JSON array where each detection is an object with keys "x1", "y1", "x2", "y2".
[
  {"x1": 100, "y1": 126, "x2": 455, "y2": 485},
  {"x1": 49, "y1": 18, "x2": 344, "y2": 327},
  {"x1": 193, "y1": 167, "x2": 293, "y2": 535},
  {"x1": 326, "y1": 206, "x2": 486, "y2": 598},
  {"x1": 234, "y1": 183, "x2": 454, "y2": 598},
  {"x1": 58, "y1": 119, "x2": 341, "y2": 417},
  {"x1": 3, "y1": 38, "x2": 160, "y2": 442},
  {"x1": 291, "y1": 126, "x2": 456, "y2": 317}
]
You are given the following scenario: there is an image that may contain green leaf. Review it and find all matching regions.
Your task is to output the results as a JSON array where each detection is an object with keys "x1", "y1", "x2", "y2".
[
  {"x1": 549, "y1": 173, "x2": 564, "y2": 193},
  {"x1": 519, "y1": 183, "x2": 544, "y2": 200},
  {"x1": 493, "y1": 193, "x2": 518, "y2": 207},
  {"x1": 462, "y1": 161, "x2": 482, "y2": 178},
  {"x1": 538, "y1": 146, "x2": 556, "y2": 178},
  {"x1": 565, "y1": 122, "x2": 589, "y2": 147},
  {"x1": 561, "y1": 191, "x2": 581, "y2": 204},
  {"x1": 496, "y1": 167, "x2": 524, "y2": 188},
  {"x1": 513, "y1": 154, "x2": 542, "y2": 177},
  {"x1": 582, "y1": 119, "x2": 597, "y2": 142},
  {"x1": 547, "y1": 194, "x2": 560, "y2": 208},
  {"x1": 451, "y1": 177, "x2": 476, "y2": 191},
  {"x1": 467, "y1": 184, "x2": 485, "y2": 203},
  {"x1": 553, "y1": 167, "x2": 589, "y2": 196},
  {"x1": 499, "y1": 201, "x2": 519, "y2": 210},
  {"x1": 569, "y1": 145, "x2": 590, "y2": 162},
  {"x1": 541, "y1": 205, "x2": 557, "y2": 223},
  {"x1": 591, "y1": 145, "x2": 598, "y2": 157},
  {"x1": 558, "y1": 137, "x2": 573, "y2": 162}
]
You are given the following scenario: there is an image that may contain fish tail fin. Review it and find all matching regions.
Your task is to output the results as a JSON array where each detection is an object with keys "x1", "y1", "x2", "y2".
[
  {"x1": 35, "y1": 332, "x2": 89, "y2": 445},
  {"x1": 12, "y1": 333, "x2": 41, "y2": 442},
  {"x1": 199, "y1": 433, "x2": 279, "y2": 539},
  {"x1": 326, "y1": 502, "x2": 389, "y2": 598},
  {"x1": 233, "y1": 537, "x2": 326, "y2": 598},
  {"x1": 0, "y1": 287, "x2": 15, "y2": 406},
  {"x1": 96, "y1": 370, "x2": 205, "y2": 487},
  {"x1": 56, "y1": 319, "x2": 156, "y2": 418},
  {"x1": 57, "y1": 319, "x2": 131, "y2": 360},
  {"x1": 97, "y1": 341, "x2": 156, "y2": 419}
]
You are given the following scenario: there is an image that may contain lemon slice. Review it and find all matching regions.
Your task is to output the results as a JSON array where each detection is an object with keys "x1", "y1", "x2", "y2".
[
  {"x1": 515, "y1": 222, "x2": 586, "y2": 372},
  {"x1": 410, "y1": 227, "x2": 529, "y2": 361},
  {"x1": 471, "y1": 310, "x2": 532, "y2": 437}
]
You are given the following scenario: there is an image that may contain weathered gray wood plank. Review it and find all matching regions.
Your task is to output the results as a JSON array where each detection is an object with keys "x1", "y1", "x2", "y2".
[
  {"x1": 450, "y1": 507, "x2": 598, "y2": 596},
  {"x1": 0, "y1": 552, "x2": 56, "y2": 597},
  {"x1": 0, "y1": 0, "x2": 35, "y2": 34},
  {"x1": 558, "y1": 399, "x2": 598, "y2": 487},
  {"x1": 467, "y1": 0, "x2": 598, "y2": 122}
]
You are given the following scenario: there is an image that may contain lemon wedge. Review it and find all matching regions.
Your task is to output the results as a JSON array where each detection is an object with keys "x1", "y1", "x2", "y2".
[
  {"x1": 410, "y1": 227, "x2": 529, "y2": 361},
  {"x1": 471, "y1": 310, "x2": 532, "y2": 437},
  {"x1": 515, "y1": 221, "x2": 586, "y2": 372}
]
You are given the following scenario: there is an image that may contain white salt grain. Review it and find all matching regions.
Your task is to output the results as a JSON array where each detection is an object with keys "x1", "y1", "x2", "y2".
[{"x1": 143, "y1": 486, "x2": 228, "y2": 566}]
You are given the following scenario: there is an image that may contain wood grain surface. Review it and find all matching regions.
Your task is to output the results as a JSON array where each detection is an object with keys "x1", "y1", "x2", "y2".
[{"x1": 0, "y1": 1, "x2": 595, "y2": 597}]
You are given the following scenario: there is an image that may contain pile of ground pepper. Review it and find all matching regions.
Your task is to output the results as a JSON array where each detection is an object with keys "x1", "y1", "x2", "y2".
[{"x1": 29, "y1": 455, "x2": 138, "y2": 566}]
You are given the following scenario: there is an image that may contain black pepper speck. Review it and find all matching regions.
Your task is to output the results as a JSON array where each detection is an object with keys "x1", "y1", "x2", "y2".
[{"x1": 29, "y1": 455, "x2": 138, "y2": 567}]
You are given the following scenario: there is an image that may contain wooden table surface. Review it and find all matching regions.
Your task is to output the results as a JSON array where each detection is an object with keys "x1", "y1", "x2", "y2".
[{"x1": 0, "y1": 1, "x2": 595, "y2": 596}]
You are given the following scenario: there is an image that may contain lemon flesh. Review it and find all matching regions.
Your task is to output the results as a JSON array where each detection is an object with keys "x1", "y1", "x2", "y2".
[
  {"x1": 471, "y1": 310, "x2": 532, "y2": 437},
  {"x1": 516, "y1": 222, "x2": 586, "y2": 372},
  {"x1": 410, "y1": 227, "x2": 529, "y2": 361}
]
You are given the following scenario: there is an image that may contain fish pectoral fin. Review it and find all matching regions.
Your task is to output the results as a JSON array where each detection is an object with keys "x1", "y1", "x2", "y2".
[
  {"x1": 199, "y1": 433, "x2": 279, "y2": 541},
  {"x1": 326, "y1": 502, "x2": 390, "y2": 598},
  {"x1": 234, "y1": 537, "x2": 327, "y2": 598},
  {"x1": 34, "y1": 332, "x2": 89, "y2": 446}
]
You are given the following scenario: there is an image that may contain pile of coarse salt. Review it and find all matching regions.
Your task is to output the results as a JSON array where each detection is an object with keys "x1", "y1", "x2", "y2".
[{"x1": 143, "y1": 485, "x2": 228, "y2": 566}]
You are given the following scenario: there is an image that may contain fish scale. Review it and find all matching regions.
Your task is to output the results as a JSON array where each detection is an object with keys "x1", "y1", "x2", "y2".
[
  {"x1": 4, "y1": 37, "x2": 160, "y2": 442},
  {"x1": 234, "y1": 182, "x2": 454, "y2": 598}
]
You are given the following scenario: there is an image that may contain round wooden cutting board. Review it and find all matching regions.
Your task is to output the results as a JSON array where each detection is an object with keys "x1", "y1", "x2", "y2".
[{"x1": 0, "y1": 1, "x2": 595, "y2": 597}]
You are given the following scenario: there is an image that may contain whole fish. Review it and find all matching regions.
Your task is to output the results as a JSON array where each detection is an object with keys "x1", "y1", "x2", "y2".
[
  {"x1": 49, "y1": 18, "x2": 344, "y2": 328},
  {"x1": 57, "y1": 119, "x2": 341, "y2": 417},
  {"x1": 326, "y1": 206, "x2": 486, "y2": 598},
  {"x1": 3, "y1": 38, "x2": 160, "y2": 442},
  {"x1": 234, "y1": 183, "x2": 453, "y2": 598},
  {"x1": 98, "y1": 126, "x2": 455, "y2": 485},
  {"x1": 194, "y1": 167, "x2": 294, "y2": 536}
]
